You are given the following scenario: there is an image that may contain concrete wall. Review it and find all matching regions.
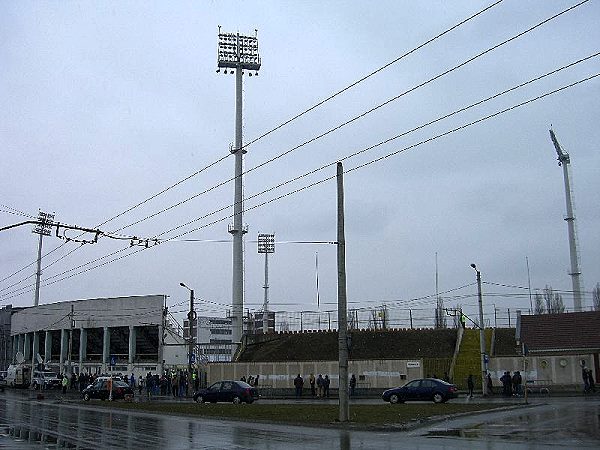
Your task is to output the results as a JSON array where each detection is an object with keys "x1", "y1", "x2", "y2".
[
  {"x1": 489, "y1": 353, "x2": 596, "y2": 388},
  {"x1": 207, "y1": 359, "x2": 424, "y2": 389}
]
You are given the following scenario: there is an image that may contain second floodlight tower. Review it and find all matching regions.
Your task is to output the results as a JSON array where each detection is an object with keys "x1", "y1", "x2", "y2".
[{"x1": 217, "y1": 27, "x2": 261, "y2": 357}]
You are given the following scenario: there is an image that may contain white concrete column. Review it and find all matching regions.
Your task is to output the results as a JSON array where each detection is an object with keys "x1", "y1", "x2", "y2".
[
  {"x1": 102, "y1": 327, "x2": 110, "y2": 373},
  {"x1": 44, "y1": 331, "x2": 52, "y2": 362},
  {"x1": 32, "y1": 332, "x2": 39, "y2": 370},
  {"x1": 59, "y1": 329, "x2": 68, "y2": 370},
  {"x1": 79, "y1": 328, "x2": 87, "y2": 372},
  {"x1": 12, "y1": 335, "x2": 19, "y2": 362},
  {"x1": 128, "y1": 326, "x2": 136, "y2": 365},
  {"x1": 23, "y1": 333, "x2": 31, "y2": 361}
]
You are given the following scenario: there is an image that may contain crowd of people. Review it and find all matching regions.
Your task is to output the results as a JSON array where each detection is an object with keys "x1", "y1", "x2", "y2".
[{"x1": 291, "y1": 373, "x2": 358, "y2": 398}]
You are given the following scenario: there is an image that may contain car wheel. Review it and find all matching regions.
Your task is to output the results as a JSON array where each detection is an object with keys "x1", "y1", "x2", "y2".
[
  {"x1": 83, "y1": 393, "x2": 90, "y2": 401},
  {"x1": 433, "y1": 392, "x2": 444, "y2": 403},
  {"x1": 232, "y1": 396, "x2": 241, "y2": 404},
  {"x1": 195, "y1": 395, "x2": 204, "y2": 404},
  {"x1": 389, "y1": 394, "x2": 400, "y2": 404}
]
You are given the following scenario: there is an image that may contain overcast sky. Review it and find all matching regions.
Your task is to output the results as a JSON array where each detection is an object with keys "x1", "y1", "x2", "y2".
[{"x1": 1, "y1": 1, "x2": 599, "y2": 329}]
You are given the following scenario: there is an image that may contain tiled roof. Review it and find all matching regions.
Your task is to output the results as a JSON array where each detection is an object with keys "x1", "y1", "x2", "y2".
[{"x1": 520, "y1": 311, "x2": 600, "y2": 353}]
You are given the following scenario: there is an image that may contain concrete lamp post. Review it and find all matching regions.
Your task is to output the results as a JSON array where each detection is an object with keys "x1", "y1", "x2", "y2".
[{"x1": 470, "y1": 264, "x2": 488, "y2": 397}]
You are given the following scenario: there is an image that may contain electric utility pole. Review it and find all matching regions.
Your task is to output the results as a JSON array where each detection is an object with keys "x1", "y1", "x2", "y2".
[
  {"x1": 337, "y1": 162, "x2": 349, "y2": 422},
  {"x1": 32, "y1": 210, "x2": 54, "y2": 307},
  {"x1": 217, "y1": 27, "x2": 261, "y2": 358}
]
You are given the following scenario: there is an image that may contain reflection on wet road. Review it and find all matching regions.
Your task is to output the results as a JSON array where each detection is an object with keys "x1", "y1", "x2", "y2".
[{"x1": 1, "y1": 391, "x2": 599, "y2": 449}]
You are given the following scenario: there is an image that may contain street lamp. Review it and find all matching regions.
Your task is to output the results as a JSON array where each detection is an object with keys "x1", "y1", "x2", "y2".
[
  {"x1": 179, "y1": 283, "x2": 196, "y2": 382},
  {"x1": 470, "y1": 264, "x2": 488, "y2": 396}
]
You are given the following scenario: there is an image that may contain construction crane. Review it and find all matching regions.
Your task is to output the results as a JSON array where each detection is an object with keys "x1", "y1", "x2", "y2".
[{"x1": 549, "y1": 129, "x2": 584, "y2": 312}]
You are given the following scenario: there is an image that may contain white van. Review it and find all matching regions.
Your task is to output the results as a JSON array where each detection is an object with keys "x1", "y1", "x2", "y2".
[{"x1": 6, "y1": 365, "x2": 31, "y2": 388}]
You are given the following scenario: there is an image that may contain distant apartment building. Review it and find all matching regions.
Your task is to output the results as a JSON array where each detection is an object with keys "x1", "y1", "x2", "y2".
[{"x1": 192, "y1": 312, "x2": 276, "y2": 362}]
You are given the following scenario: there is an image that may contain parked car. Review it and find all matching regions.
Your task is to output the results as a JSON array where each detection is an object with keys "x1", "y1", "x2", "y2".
[
  {"x1": 193, "y1": 380, "x2": 259, "y2": 404},
  {"x1": 31, "y1": 371, "x2": 61, "y2": 390},
  {"x1": 82, "y1": 377, "x2": 134, "y2": 401},
  {"x1": 382, "y1": 378, "x2": 458, "y2": 404}
]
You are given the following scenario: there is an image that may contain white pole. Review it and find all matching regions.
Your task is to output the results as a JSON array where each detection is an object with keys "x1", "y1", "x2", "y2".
[
  {"x1": 337, "y1": 162, "x2": 349, "y2": 422},
  {"x1": 230, "y1": 33, "x2": 245, "y2": 359},
  {"x1": 263, "y1": 252, "x2": 269, "y2": 333},
  {"x1": 34, "y1": 233, "x2": 43, "y2": 307}
]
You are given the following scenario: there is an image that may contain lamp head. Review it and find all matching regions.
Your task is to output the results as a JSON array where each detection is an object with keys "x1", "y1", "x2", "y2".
[
  {"x1": 179, "y1": 282, "x2": 186, "y2": 287},
  {"x1": 470, "y1": 263, "x2": 477, "y2": 270}
]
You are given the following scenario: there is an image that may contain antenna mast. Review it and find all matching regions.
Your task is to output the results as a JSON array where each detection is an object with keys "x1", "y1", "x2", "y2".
[{"x1": 549, "y1": 129, "x2": 584, "y2": 311}]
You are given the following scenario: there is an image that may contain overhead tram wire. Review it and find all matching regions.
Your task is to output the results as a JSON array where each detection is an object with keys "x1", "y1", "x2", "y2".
[
  {"x1": 3, "y1": 67, "x2": 597, "y2": 303},
  {"x1": 109, "y1": 6, "x2": 596, "y2": 238},
  {"x1": 240, "y1": 0, "x2": 505, "y2": 151},
  {"x1": 159, "y1": 57, "x2": 599, "y2": 240},
  {"x1": 0, "y1": 3, "x2": 502, "y2": 289}
]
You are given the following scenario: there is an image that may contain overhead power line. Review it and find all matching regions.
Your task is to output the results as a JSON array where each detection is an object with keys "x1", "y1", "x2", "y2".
[
  {"x1": 2, "y1": 68, "x2": 596, "y2": 304},
  {"x1": 109, "y1": 4, "x2": 593, "y2": 238},
  {"x1": 0, "y1": 1, "x2": 503, "y2": 288}
]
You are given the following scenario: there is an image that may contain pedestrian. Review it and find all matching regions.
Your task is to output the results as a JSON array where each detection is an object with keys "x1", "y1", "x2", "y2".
[
  {"x1": 443, "y1": 372, "x2": 450, "y2": 383},
  {"x1": 349, "y1": 374, "x2": 357, "y2": 397},
  {"x1": 294, "y1": 374, "x2": 304, "y2": 398},
  {"x1": 61, "y1": 374, "x2": 68, "y2": 394},
  {"x1": 486, "y1": 373, "x2": 493, "y2": 395},
  {"x1": 582, "y1": 366, "x2": 590, "y2": 393},
  {"x1": 130, "y1": 373, "x2": 135, "y2": 388},
  {"x1": 316, "y1": 374, "x2": 324, "y2": 398},
  {"x1": 240, "y1": 375, "x2": 246, "y2": 383},
  {"x1": 323, "y1": 375, "x2": 330, "y2": 398},
  {"x1": 254, "y1": 374, "x2": 259, "y2": 387},
  {"x1": 587, "y1": 368, "x2": 596, "y2": 393},
  {"x1": 146, "y1": 372, "x2": 153, "y2": 398},
  {"x1": 172, "y1": 372, "x2": 179, "y2": 397},
  {"x1": 309, "y1": 373, "x2": 316, "y2": 396},
  {"x1": 512, "y1": 371, "x2": 522, "y2": 397},
  {"x1": 193, "y1": 371, "x2": 199, "y2": 392},
  {"x1": 467, "y1": 374, "x2": 474, "y2": 398}
]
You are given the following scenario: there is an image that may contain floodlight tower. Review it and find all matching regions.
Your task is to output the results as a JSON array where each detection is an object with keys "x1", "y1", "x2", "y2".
[
  {"x1": 32, "y1": 210, "x2": 54, "y2": 307},
  {"x1": 217, "y1": 27, "x2": 261, "y2": 357},
  {"x1": 549, "y1": 129, "x2": 584, "y2": 311},
  {"x1": 257, "y1": 233, "x2": 275, "y2": 334}
]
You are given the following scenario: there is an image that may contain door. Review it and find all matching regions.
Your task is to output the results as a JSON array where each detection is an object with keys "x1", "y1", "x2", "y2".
[
  {"x1": 205, "y1": 382, "x2": 221, "y2": 402},
  {"x1": 220, "y1": 381, "x2": 235, "y2": 402},
  {"x1": 403, "y1": 380, "x2": 421, "y2": 401}
]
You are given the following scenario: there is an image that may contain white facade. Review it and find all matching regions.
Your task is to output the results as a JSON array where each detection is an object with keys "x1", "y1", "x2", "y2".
[
  {"x1": 196, "y1": 316, "x2": 233, "y2": 362},
  {"x1": 9, "y1": 295, "x2": 180, "y2": 377}
]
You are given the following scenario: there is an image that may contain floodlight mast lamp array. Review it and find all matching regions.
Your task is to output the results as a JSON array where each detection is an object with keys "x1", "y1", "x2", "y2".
[
  {"x1": 217, "y1": 27, "x2": 261, "y2": 359},
  {"x1": 258, "y1": 234, "x2": 275, "y2": 334},
  {"x1": 32, "y1": 210, "x2": 55, "y2": 307}
]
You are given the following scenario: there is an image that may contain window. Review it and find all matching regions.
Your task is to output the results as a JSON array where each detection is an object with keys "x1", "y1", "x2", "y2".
[
  {"x1": 222, "y1": 381, "x2": 233, "y2": 390},
  {"x1": 210, "y1": 329, "x2": 232, "y2": 335}
]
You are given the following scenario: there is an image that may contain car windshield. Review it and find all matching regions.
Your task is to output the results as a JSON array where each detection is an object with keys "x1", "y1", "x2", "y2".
[
  {"x1": 236, "y1": 381, "x2": 252, "y2": 388},
  {"x1": 41, "y1": 372, "x2": 58, "y2": 378},
  {"x1": 113, "y1": 381, "x2": 129, "y2": 388}
]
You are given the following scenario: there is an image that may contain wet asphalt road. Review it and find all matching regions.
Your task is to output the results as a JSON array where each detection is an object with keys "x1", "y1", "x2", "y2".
[{"x1": 0, "y1": 390, "x2": 599, "y2": 449}]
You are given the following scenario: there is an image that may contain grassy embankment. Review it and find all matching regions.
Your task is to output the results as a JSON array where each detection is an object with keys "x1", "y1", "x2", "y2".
[{"x1": 93, "y1": 401, "x2": 514, "y2": 426}]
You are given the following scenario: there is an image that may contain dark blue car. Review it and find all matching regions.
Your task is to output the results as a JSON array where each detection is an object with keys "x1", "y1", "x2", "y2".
[
  {"x1": 382, "y1": 378, "x2": 458, "y2": 404},
  {"x1": 193, "y1": 380, "x2": 259, "y2": 404}
]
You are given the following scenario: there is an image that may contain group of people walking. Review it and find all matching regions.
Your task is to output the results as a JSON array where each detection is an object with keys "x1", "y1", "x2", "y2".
[{"x1": 292, "y1": 373, "x2": 358, "y2": 398}]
